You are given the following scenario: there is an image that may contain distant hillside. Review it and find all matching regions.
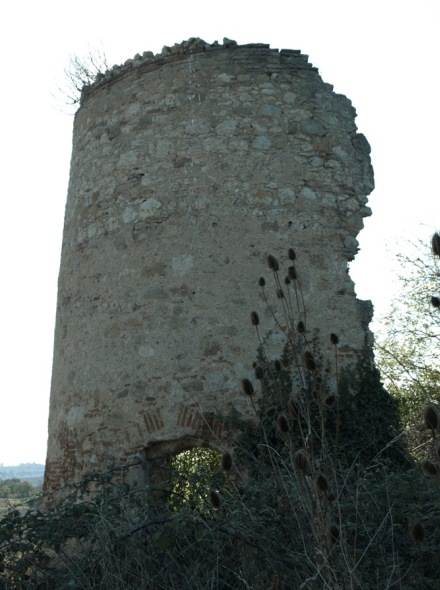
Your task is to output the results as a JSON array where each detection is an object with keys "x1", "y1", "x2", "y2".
[{"x1": 0, "y1": 463, "x2": 44, "y2": 488}]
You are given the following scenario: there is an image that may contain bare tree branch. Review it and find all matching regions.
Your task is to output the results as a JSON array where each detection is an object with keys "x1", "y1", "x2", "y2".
[{"x1": 56, "y1": 47, "x2": 109, "y2": 111}]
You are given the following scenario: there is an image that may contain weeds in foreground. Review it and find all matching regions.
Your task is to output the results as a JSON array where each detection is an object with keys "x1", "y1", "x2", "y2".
[{"x1": 1, "y1": 247, "x2": 439, "y2": 589}]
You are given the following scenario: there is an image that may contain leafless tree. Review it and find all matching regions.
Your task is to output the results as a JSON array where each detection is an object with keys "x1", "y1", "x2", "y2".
[{"x1": 58, "y1": 47, "x2": 109, "y2": 110}]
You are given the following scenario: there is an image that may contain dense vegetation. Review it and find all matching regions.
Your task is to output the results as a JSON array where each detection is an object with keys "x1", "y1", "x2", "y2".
[
  {"x1": 375, "y1": 235, "x2": 440, "y2": 458},
  {"x1": 0, "y1": 479, "x2": 37, "y2": 500},
  {"x1": 1, "y1": 240, "x2": 439, "y2": 589}
]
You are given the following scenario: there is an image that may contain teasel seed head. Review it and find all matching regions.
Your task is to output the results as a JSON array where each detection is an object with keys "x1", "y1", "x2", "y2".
[
  {"x1": 288, "y1": 399, "x2": 299, "y2": 420},
  {"x1": 431, "y1": 296, "x2": 440, "y2": 308},
  {"x1": 250, "y1": 311, "x2": 260, "y2": 326},
  {"x1": 303, "y1": 351, "x2": 316, "y2": 371},
  {"x1": 288, "y1": 248, "x2": 296, "y2": 261},
  {"x1": 258, "y1": 276, "x2": 266, "y2": 287},
  {"x1": 297, "y1": 321, "x2": 306, "y2": 334},
  {"x1": 324, "y1": 394, "x2": 336, "y2": 407},
  {"x1": 423, "y1": 404, "x2": 439, "y2": 431},
  {"x1": 327, "y1": 491, "x2": 336, "y2": 503},
  {"x1": 254, "y1": 366, "x2": 264, "y2": 380},
  {"x1": 266, "y1": 406, "x2": 277, "y2": 418},
  {"x1": 276, "y1": 288, "x2": 284, "y2": 299},
  {"x1": 431, "y1": 232, "x2": 440, "y2": 257},
  {"x1": 209, "y1": 489, "x2": 221, "y2": 509},
  {"x1": 284, "y1": 276, "x2": 291, "y2": 285},
  {"x1": 288, "y1": 266, "x2": 297, "y2": 280},
  {"x1": 293, "y1": 449, "x2": 308, "y2": 472},
  {"x1": 315, "y1": 473, "x2": 328, "y2": 492},
  {"x1": 221, "y1": 452, "x2": 233, "y2": 472},
  {"x1": 315, "y1": 473, "x2": 329, "y2": 492},
  {"x1": 277, "y1": 413, "x2": 290, "y2": 434},
  {"x1": 267, "y1": 254, "x2": 280, "y2": 271},
  {"x1": 330, "y1": 333, "x2": 339, "y2": 345},
  {"x1": 421, "y1": 459, "x2": 438, "y2": 477},
  {"x1": 241, "y1": 378, "x2": 255, "y2": 396},
  {"x1": 328, "y1": 524, "x2": 340, "y2": 544},
  {"x1": 410, "y1": 521, "x2": 424, "y2": 544},
  {"x1": 436, "y1": 440, "x2": 440, "y2": 460}
]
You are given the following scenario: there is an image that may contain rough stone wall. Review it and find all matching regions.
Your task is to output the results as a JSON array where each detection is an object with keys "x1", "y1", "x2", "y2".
[{"x1": 44, "y1": 39, "x2": 374, "y2": 490}]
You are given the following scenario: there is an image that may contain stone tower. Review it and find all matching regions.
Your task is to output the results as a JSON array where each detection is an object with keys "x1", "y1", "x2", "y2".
[{"x1": 44, "y1": 39, "x2": 374, "y2": 490}]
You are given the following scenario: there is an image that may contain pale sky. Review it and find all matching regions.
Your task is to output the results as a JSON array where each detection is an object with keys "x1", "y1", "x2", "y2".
[{"x1": 0, "y1": 0, "x2": 438, "y2": 466}]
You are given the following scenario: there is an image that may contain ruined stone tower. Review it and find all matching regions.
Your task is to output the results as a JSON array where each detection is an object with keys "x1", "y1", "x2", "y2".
[{"x1": 44, "y1": 39, "x2": 374, "y2": 490}]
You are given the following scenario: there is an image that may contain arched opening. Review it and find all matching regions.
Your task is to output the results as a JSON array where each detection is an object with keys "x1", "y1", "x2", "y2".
[
  {"x1": 168, "y1": 447, "x2": 223, "y2": 512},
  {"x1": 125, "y1": 440, "x2": 226, "y2": 512}
]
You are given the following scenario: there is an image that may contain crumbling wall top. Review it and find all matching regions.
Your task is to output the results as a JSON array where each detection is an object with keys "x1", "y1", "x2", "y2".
[{"x1": 81, "y1": 37, "x2": 318, "y2": 104}]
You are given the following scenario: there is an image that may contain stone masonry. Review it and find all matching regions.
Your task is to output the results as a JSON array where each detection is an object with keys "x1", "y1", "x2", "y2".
[{"x1": 44, "y1": 38, "x2": 374, "y2": 490}]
